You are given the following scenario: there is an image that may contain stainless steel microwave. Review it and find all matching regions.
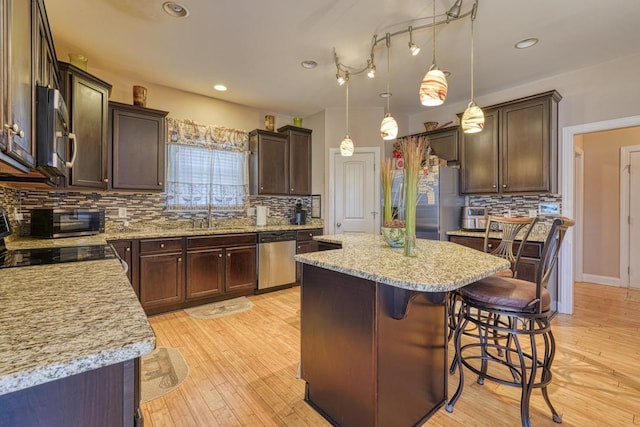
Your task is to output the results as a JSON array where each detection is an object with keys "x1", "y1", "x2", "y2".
[
  {"x1": 35, "y1": 86, "x2": 77, "y2": 178},
  {"x1": 30, "y1": 208, "x2": 105, "y2": 238}
]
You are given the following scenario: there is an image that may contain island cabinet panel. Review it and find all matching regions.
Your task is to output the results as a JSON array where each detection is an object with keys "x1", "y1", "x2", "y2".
[
  {"x1": 0, "y1": 359, "x2": 138, "y2": 427},
  {"x1": 301, "y1": 264, "x2": 446, "y2": 427}
]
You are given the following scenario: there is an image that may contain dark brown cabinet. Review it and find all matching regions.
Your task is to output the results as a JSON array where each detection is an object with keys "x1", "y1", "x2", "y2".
[
  {"x1": 109, "y1": 239, "x2": 136, "y2": 291},
  {"x1": 109, "y1": 102, "x2": 168, "y2": 191},
  {"x1": 278, "y1": 125, "x2": 312, "y2": 195},
  {"x1": 295, "y1": 228, "x2": 323, "y2": 283},
  {"x1": 34, "y1": 0, "x2": 59, "y2": 91},
  {"x1": 0, "y1": 0, "x2": 35, "y2": 172},
  {"x1": 459, "y1": 91, "x2": 561, "y2": 195},
  {"x1": 186, "y1": 233, "x2": 257, "y2": 300},
  {"x1": 448, "y1": 234, "x2": 542, "y2": 283},
  {"x1": 138, "y1": 237, "x2": 184, "y2": 312},
  {"x1": 249, "y1": 129, "x2": 288, "y2": 194},
  {"x1": 249, "y1": 126, "x2": 313, "y2": 195},
  {"x1": 59, "y1": 62, "x2": 112, "y2": 189},
  {"x1": 397, "y1": 126, "x2": 459, "y2": 164}
]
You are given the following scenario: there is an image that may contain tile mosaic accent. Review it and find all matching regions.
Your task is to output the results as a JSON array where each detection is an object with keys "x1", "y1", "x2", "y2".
[
  {"x1": 468, "y1": 194, "x2": 563, "y2": 224},
  {"x1": 1, "y1": 185, "x2": 311, "y2": 236}
]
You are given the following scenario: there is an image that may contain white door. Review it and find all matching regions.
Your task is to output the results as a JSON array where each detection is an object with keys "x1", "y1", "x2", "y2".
[
  {"x1": 330, "y1": 149, "x2": 379, "y2": 234},
  {"x1": 629, "y1": 150, "x2": 640, "y2": 288}
]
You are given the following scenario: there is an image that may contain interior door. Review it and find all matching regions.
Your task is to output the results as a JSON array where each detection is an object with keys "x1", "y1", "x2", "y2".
[
  {"x1": 333, "y1": 150, "x2": 378, "y2": 234},
  {"x1": 629, "y1": 150, "x2": 640, "y2": 289}
]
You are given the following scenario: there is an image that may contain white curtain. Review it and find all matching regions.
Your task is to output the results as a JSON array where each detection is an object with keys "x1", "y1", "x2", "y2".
[{"x1": 165, "y1": 118, "x2": 249, "y2": 211}]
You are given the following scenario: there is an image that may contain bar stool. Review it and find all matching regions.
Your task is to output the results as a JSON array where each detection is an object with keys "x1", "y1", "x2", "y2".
[
  {"x1": 447, "y1": 215, "x2": 538, "y2": 342},
  {"x1": 446, "y1": 217, "x2": 574, "y2": 427}
]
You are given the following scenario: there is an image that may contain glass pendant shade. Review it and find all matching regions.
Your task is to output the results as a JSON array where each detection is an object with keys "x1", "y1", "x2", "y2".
[
  {"x1": 380, "y1": 114, "x2": 398, "y2": 140},
  {"x1": 340, "y1": 136, "x2": 354, "y2": 156},
  {"x1": 419, "y1": 67, "x2": 448, "y2": 106},
  {"x1": 461, "y1": 101, "x2": 485, "y2": 133}
]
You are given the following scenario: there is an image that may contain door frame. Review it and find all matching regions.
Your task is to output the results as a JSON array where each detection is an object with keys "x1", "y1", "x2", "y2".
[
  {"x1": 620, "y1": 144, "x2": 640, "y2": 288},
  {"x1": 574, "y1": 146, "x2": 584, "y2": 283},
  {"x1": 328, "y1": 147, "x2": 381, "y2": 235},
  {"x1": 560, "y1": 115, "x2": 640, "y2": 314}
]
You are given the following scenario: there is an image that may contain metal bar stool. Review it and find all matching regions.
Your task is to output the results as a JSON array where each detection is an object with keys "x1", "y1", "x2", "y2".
[
  {"x1": 447, "y1": 215, "x2": 538, "y2": 342},
  {"x1": 446, "y1": 217, "x2": 574, "y2": 427}
]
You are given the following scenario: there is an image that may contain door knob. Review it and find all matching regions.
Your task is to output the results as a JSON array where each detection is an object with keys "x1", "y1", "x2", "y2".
[{"x1": 337, "y1": 222, "x2": 342, "y2": 228}]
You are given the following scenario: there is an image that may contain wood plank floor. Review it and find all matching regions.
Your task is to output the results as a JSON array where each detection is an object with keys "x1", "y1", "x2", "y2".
[{"x1": 141, "y1": 282, "x2": 640, "y2": 426}]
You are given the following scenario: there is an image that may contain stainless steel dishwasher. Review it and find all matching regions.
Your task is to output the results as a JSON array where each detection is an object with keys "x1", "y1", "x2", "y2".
[{"x1": 257, "y1": 231, "x2": 297, "y2": 292}]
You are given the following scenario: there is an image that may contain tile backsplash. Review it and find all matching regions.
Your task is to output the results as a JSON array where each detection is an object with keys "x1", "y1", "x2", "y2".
[
  {"x1": 0, "y1": 185, "x2": 313, "y2": 236},
  {"x1": 468, "y1": 194, "x2": 563, "y2": 223}
]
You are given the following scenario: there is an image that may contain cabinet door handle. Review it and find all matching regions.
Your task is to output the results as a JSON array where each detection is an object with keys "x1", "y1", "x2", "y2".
[
  {"x1": 260, "y1": 186, "x2": 264, "y2": 190},
  {"x1": 158, "y1": 181, "x2": 163, "y2": 185},
  {"x1": 298, "y1": 245, "x2": 301, "y2": 249},
  {"x1": 103, "y1": 178, "x2": 109, "y2": 183},
  {"x1": 5, "y1": 123, "x2": 24, "y2": 138},
  {"x1": 160, "y1": 243, "x2": 165, "y2": 248},
  {"x1": 218, "y1": 253, "x2": 223, "y2": 258},
  {"x1": 291, "y1": 188, "x2": 294, "y2": 192},
  {"x1": 492, "y1": 184, "x2": 497, "y2": 188},
  {"x1": 227, "y1": 253, "x2": 231, "y2": 257},
  {"x1": 125, "y1": 247, "x2": 131, "y2": 252},
  {"x1": 177, "y1": 257, "x2": 182, "y2": 262},
  {"x1": 503, "y1": 184, "x2": 507, "y2": 188},
  {"x1": 488, "y1": 244, "x2": 493, "y2": 249}
]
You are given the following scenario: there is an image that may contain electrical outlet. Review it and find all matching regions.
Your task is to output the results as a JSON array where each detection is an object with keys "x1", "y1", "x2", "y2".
[
  {"x1": 528, "y1": 209, "x2": 538, "y2": 217},
  {"x1": 118, "y1": 207, "x2": 127, "y2": 218},
  {"x1": 247, "y1": 207, "x2": 256, "y2": 216},
  {"x1": 13, "y1": 208, "x2": 23, "y2": 221}
]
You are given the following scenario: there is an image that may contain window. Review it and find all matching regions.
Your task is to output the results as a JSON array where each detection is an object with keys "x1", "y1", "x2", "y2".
[{"x1": 165, "y1": 118, "x2": 249, "y2": 211}]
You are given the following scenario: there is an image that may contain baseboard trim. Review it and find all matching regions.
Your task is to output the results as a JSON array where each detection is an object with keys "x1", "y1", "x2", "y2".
[{"x1": 582, "y1": 274, "x2": 621, "y2": 287}]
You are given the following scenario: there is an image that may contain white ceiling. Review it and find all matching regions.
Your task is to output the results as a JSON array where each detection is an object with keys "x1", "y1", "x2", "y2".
[{"x1": 44, "y1": 0, "x2": 640, "y2": 117}]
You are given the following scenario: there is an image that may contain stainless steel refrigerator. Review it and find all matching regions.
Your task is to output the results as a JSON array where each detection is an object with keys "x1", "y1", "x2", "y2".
[{"x1": 389, "y1": 164, "x2": 464, "y2": 240}]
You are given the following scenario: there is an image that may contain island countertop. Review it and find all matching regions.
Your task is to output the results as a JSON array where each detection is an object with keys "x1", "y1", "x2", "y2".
[
  {"x1": 0, "y1": 258, "x2": 155, "y2": 396},
  {"x1": 295, "y1": 233, "x2": 510, "y2": 292}
]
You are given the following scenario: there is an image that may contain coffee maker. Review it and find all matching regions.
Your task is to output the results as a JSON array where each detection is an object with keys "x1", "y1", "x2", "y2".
[{"x1": 291, "y1": 198, "x2": 307, "y2": 225}]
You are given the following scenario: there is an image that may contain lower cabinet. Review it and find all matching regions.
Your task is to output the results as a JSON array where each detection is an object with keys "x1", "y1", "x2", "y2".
[
  {"x1": 448, "y1": 235, "x2": 542, "y2": 282},
  {"x1": 139, "y1": 239, "x2": 184, "y2": 312},
  {"x1": 296, "y1": 228, "x2": 323, "y2": 283},
  {"x1": 109, "y1": 239, "x2": 134, "y2": 288},
  {"x1": 185, "y1": 234, "x2": 257, "y2": 300}
]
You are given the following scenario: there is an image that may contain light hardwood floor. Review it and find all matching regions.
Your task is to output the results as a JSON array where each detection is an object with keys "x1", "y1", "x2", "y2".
[{"x1": 141, "y1": 282, "x2": 640, "y2": 426}]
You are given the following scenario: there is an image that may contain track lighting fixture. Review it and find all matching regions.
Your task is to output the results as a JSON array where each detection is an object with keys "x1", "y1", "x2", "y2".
[
  {"x1": 461, "y1": 0, "x2": 484, "y2": 133},
  {"x1": 408, "y1": 26, "x2": 420, "y2": 56},
  {"x1": 419, "y1": 0, "x2": 448, "y2": 106},
  {"x1": 380, "y1": 34, "x2": 398, "y2": 140},
  {"x1": 367, "y1": 65, "x2": 376, "y2": 78},
  {"x1": 336, "y1": 73, "x2": 346, "y2": 86},
  {"x1": 446, "y1": 0, "x2": 463, "y2": 19},
  {"x1": 340, "y1": 73, "x2": 354, "y2": 156}
]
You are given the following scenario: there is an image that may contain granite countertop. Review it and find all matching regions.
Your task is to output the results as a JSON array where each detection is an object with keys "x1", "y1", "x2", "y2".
[
  {"x1": 295, "y1": 234, "x2": 510, "y2": 292},
  {"x1": 0, "y1": 258, "x2": 155, "y2": 396},
  {"x1": 447, "y1": 222, "x2": 551, "y2": 243},
  {"x1": 104, "y1": 222, "x2": 323, "y2": 241}
]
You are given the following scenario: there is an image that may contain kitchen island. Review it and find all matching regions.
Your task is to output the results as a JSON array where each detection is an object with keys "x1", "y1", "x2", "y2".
[{"x1": 294, "y1": 234, "x2": 509, "y2": 427}]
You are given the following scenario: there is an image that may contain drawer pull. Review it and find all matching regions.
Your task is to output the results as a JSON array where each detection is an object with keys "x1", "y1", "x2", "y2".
[
  {"x1": 125, "y1": 247, "x2": 131, "y2": 252},
  {"x1": 219, "y1": 253, "x2": 223, "y2": 258},
  {"x1": 160, "y1": 243, "x2": 165, "y2": 248}
]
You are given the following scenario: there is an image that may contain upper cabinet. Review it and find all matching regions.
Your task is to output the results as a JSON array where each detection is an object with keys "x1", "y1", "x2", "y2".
[
  {"x1": 0, "y1": 0, "x2": 35, "y2": 172},
  {"x1": 249, "y1": 129, "x2": 288, "y2": 195},
  {"x1": 459, "y1": 90, "x2": 562, "y2": 195},
  {"x1": 278, "y1": 125, "x2": 312, "y2": 195},
  {"x1": 58, "y1": 62, "x2": 112, "y2": 189},
  {"x1": 249, "y1": 126, "x2": 312, "y2": 196},
  {"x1": 397, "y1": 126, "x2": 459, "y2": 164},
  {"x1": 108, "y1": 101, "x2": 168, "y2": 191}
]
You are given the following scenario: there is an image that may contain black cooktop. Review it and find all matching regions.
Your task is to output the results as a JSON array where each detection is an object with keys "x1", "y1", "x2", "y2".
[{"x1": 0, "y1": 244, "x2": 117, "y2": 269}]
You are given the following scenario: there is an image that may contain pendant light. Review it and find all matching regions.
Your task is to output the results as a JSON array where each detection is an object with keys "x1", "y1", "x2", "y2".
[
  {"x1": 461, "y1": 1, "x2": 484, "y2": 133},
  {"x1": 380, "y1": 34, "x2": 398, "y2": 141},
  {"x1": 419, "y1": 0, "x2": 448, "y2": 107},
  {"x1": 340, "y1": 72, "x2": 354, "y2": 156}
]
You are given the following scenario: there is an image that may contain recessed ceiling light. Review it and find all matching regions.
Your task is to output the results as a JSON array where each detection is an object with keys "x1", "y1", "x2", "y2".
[
  {"x1": 301, "y1": 60, "x2": 318, "y2": 69},
  {"x1": 162, "y1": 2, "x2": 189, "y2": 17},
  {"x1": 515, "y1": 37, "x2": 539, "y2": 49},
  {"x1": 213, "y1": 84, "x2": 227, "y2": 92},
  {"x1": 379, "y1": 92, "x2": 392, "y2": 99}
]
